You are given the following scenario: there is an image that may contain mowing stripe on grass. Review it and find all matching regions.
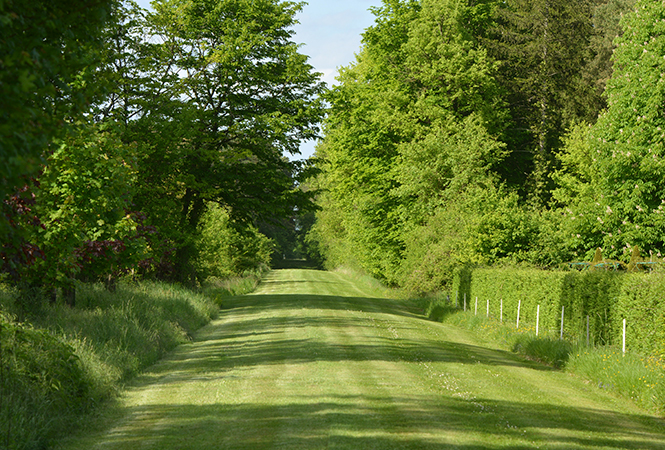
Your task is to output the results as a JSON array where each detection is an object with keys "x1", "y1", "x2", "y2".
[{"x1": 61, "y1": 269, "x2": 665, "y2": 449}]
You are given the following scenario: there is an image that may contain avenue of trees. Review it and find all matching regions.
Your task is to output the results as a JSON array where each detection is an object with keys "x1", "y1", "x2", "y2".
[
  {"x1": 1, "y1": 0, "x2": 325, "y2": 304},
  {"x1": 308, "y1": 0, "x2": 665, "y2": 293},
  {"x1": 4, "y1": 0, "x2": 664, "y2": 304}
]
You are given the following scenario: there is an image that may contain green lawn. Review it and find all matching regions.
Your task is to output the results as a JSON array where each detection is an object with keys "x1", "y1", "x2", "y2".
[{"x1": 60, "y1": 269, "x2": 665, "y2": 449}]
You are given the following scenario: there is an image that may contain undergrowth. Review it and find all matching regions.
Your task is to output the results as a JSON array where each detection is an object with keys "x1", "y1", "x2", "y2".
[
  {"x1": 0, "y1": 272, "x2": 263, "y2": 450},
  {"x1": 420, "y1": 296, "x2": 665, "y2": 415}
]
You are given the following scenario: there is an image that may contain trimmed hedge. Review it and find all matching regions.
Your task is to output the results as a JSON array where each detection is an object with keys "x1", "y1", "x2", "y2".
[
  {"x1": 452, "y1": 266, "x2": 665, "y2": 358},
  {"x1": 616, "y1": 274, "x2": 665, "y2": 358}
]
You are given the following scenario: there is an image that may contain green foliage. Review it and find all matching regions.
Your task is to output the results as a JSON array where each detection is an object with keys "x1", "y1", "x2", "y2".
[
  {"x1": 463, "y1": 267, "x2": 567, "y2": 332},
  {"x1": 456, "y1": 265, "x2": 665, "y2": 360},
  {"x1": 552, "y1": 1, "x2": 665, "y2": 262},
  {"x1": 114, "y1": 0, "x2": 326, "y2": 282},
  {"x1": 485, "y1": 0, "x2": 598, "y2": 200},
  {"x1": 0, "y1": 313, "x2": 92, "y2": 450},
  {"x1": 196, "y1": 204, "x2": 274, "y2": 279},
  {"x1": 1, "y1": 0, "x2": 323, "y2": 288},
  {"x1": 560, "y1": 270, "x2": 623, "y2": 346},
  {"x1": 398, "y1": 200, "x2": 474, "y2": 294},
  {"x1": 615, "y1": 272, "x2": 665, "y2": 359},
  {"x1": 39, "y1": 124, "x2": 144, "y2": 283},
  {"x1": 312, "y1": 0, "x2": 509, "y2": 285},
  {"x1": 0, "y1": 0, "x2": 114, "y2": 208}
]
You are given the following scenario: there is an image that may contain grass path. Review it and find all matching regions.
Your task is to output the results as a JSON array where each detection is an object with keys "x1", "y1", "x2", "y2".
[{"x1": 62, "y1": 269, "x2": 665, "y2": 449}]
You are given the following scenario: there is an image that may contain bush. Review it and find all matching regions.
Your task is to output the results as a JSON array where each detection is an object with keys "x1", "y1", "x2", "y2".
[
  {"x1": 614, "y1": 272, "x2": 665, "y2": 359},
  {"x1": 196, "y1": 204, "x2": 274, "y2": 279},
  {"x1": 452, "y1": 266, "x2": 567, "y2": 333}
]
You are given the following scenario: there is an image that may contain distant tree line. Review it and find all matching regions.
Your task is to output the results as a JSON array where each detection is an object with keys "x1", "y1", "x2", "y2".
[
  {"x1": 308, "y1": 0, "x2": 665, "y2": 293},
  {"x1": 0, "y1": 0, "x2": 325, "y2": 306}
]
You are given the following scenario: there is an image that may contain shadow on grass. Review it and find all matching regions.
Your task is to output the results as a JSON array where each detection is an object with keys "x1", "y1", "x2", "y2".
[
  {"x1": 83, "y1": 288, "x2": 665, "y2": 450},
  {"x1": 187, "y1": 293, "x2": 550, "y2": 373},
  {"x1": 271, "y1": 259, "x2": 323, "y2": 270},
  {"x1": 96, "y1": 394, "x2": 665, "y2": 449}
]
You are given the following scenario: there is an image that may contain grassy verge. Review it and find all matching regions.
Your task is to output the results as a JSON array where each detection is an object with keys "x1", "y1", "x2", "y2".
[
  {"x1": 201, "y1": 267, "x2": 268, "y2": 300},
  {"x1": 418, "y1": 295, "x2": 665, "y2": 416},
  {"x1": 0, "y1": 272, "x2": 264, "y2": 450}
]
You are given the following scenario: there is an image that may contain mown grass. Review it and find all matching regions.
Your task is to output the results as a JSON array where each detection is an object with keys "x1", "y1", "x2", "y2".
[
  {"x1": 0, "y1": 273, "x2": 263, "y2": 450},
  {"x1": 61, "y1": 269, "x2": 665, "y2": 450},
  {"x1": 420, "y1": 296, "x2": 665, "y2": 415}
]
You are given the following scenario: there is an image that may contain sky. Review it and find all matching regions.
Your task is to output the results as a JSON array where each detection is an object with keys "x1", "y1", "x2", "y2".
[{"x1": 134, "y1": 0, "x2": 382, "y2": 160}]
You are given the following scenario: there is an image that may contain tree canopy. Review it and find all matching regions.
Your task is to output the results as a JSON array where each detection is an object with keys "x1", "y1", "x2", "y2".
[
  {"x1": 310, "y1": 0, "x2": 648, "y2": 293},
  {"x1": 4, "y1": 0, "x2": 660, "y2": 301},
  {"x1": 1, "y1": 0, "x2": 325, "y2": 299}
]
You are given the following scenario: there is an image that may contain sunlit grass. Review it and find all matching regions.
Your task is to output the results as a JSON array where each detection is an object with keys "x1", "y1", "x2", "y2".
[
  {"x1": 569, "y1": 348, "x2": 665, "y2": 414},
  {"x1": 437, "y1": 306, "x2": 665, "y2": 414},
  {"x1": 61, "y1": 269, "x2": 665, "y2": 450}
]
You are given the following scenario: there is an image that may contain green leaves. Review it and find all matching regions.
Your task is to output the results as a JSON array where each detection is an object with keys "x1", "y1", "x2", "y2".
[
  {"x1": 0, "y1": 0, "x2": 114, "y2": 206},
  {"x1": 312, "y1": 0, "x2": 510, "y2": 285}
]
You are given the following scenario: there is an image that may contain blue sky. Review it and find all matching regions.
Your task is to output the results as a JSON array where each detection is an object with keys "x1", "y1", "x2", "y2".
[{"x1": 135, "y1": 0, "x2": 381, "y2": 159}]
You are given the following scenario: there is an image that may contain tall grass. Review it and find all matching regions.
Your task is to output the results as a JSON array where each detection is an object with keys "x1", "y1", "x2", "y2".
[
  {"x1": 202, "y1": 267, "x2": 268, "y2": 301},
  {"x1": 434, "y1": 305, "x2": 665, "y2": 414},
  {"x1": 0, "y1": 271, "x2": 264, "y2": 450},
  {"x1": 568, "y1": 348, "x2": 665, "y2": 414}
]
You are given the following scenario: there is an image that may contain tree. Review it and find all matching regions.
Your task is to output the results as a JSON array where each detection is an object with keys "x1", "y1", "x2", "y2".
[
  {"x1": 311, "y1": 0, "x2": 508, "y2": 285},
  {"x1": 485, "y1": 0, "x2": 596, "y2": 203},
  {"x1": 100, "y1": 0, "x2": 326, "y2": 282},
  {"x1": 312, "y1": 1, "x2": 418, "y2": 281},
  {"x1": 0, "y1": 0, "x2": 115, "y2": 212},
  {"x1": 553, "y1": 0, "x2": 665, "y2": 260}
]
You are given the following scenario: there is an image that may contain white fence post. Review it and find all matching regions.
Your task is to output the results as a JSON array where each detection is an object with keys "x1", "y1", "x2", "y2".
[
  {"x1": 560, "y1": 306, "x2": 565, "y2": 340},
  {"x1": 536, "y1": 305, "x2": 540, "y2": 336},
  {"x1": 623, "y1": 318, "x2": 627, "y2": 356},
  {"x1": 475, "y1": 297, "x2": 478, "y2": 316},
  {"x1": 516, "y1": 300, "x2": 521, "y2": 329},
  {"x1": 500, "y1": 299, "x2": 503, "y2": 323},
  {"x1": 486, "y1": 299, "x2": 489, "y2": 318}
]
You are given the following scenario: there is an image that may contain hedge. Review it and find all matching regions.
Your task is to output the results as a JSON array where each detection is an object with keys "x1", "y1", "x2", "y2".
[{"x1": 452, "y1": 266, "x2": 665, "y2": 358}]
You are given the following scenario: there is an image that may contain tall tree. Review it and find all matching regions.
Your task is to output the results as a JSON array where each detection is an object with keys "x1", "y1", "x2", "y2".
[
  {"x1": 98, "y1": 0, "x2": 326, "y2": 282},
  {"x1": 0, "y1": 0, "x2": 115, "y2": 210},
  {"x1": 312, "y1": 0, "x2": 419, "y2": 280},
  {"x1": 485, "y1": 0, "x2": 596, "y2": 203},
  {"x1": 554, "y1": 0, "x2": 665, "y2": 260},
  {"x1": 312, "y1": 0, "x2": 507, "y2": 284}
]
